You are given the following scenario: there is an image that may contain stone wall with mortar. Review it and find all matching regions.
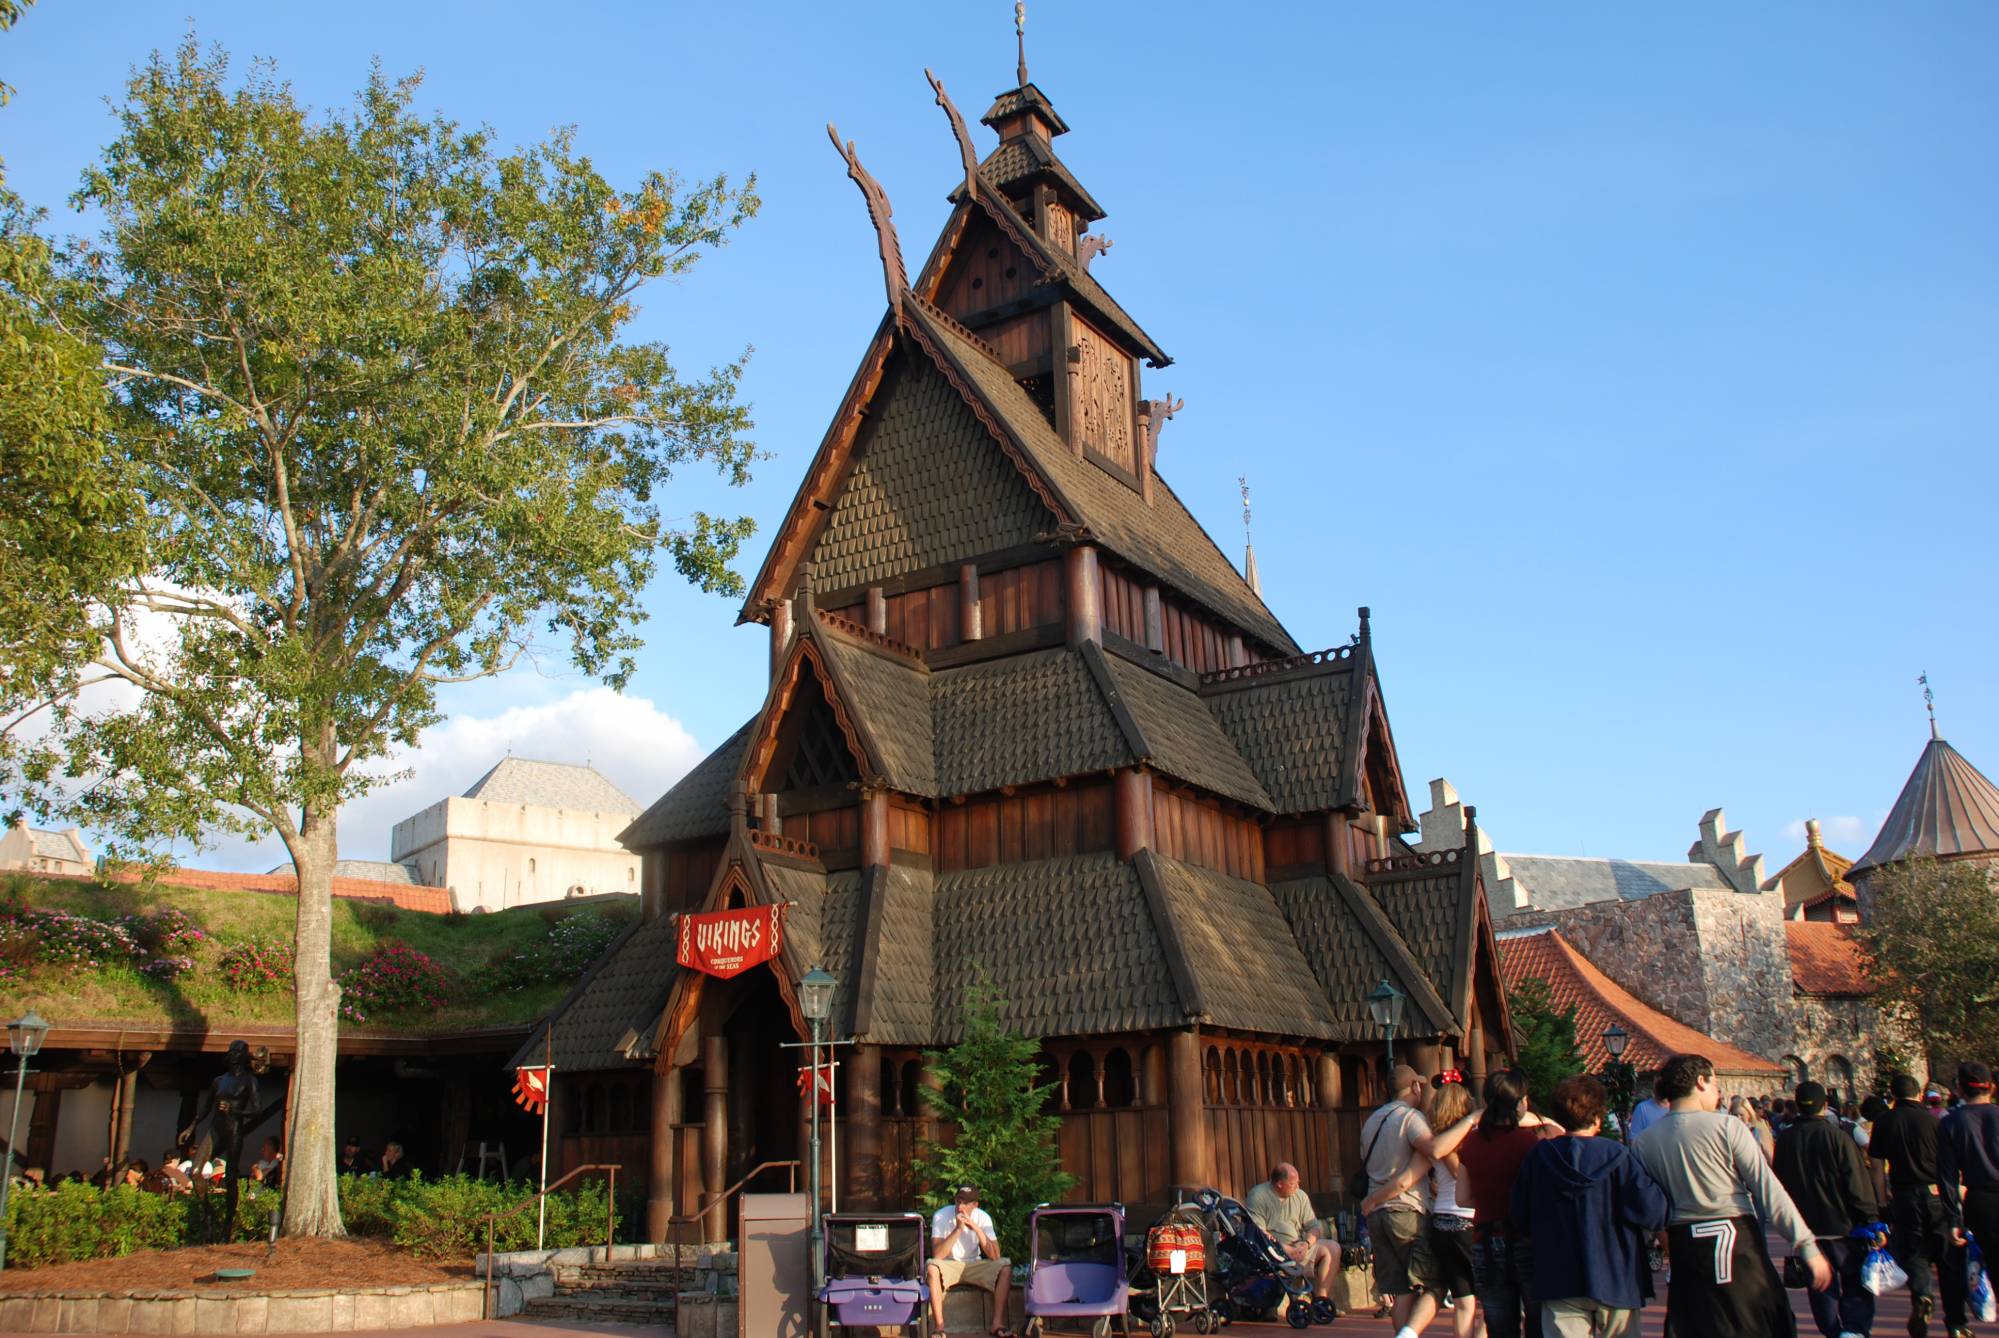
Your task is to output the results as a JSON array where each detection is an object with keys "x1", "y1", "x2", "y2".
[
  {"x1": 1509, "y1": 891, "x2": 1715, "y2": 1031},
  {"x1": 1685, "y1": 885, "x2": 1796, "y2": 1061},
  {"x1": 0, "y1": 1280, "x2": 483, "y2": 1334},
  {"x1": 1792, "y1": 991, "x2": 1879, "y2": 1102}
]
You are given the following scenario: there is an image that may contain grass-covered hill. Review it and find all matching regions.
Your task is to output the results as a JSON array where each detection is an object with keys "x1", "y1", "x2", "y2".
[{"x1": 0, "y1": 872, "x2": 635, "y2": 1034}]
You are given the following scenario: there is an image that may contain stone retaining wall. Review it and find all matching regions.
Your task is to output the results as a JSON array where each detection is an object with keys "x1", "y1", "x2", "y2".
[{"x1": 0, "y1": 1280, "x2": 484, "y2": 1334}]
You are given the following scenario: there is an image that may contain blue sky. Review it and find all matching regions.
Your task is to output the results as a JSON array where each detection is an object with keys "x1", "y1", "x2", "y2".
[{"x1": 6, "y1": 2, "x2": 1995, "y2": 871}]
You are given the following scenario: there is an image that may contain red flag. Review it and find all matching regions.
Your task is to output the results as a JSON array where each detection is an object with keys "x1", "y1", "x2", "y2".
[
  {"x1": 676, "y1": 905, "x2": 784, "y2": 978},
  {"x1": 797, "y1": 1062, "x2": 834, "y2": 1107},
  {"x1": 514, "y1": 1065, "x2": 550, "y2": 1115}
]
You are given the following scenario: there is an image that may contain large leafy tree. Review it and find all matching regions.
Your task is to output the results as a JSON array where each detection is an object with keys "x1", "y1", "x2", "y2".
[
  {"x1": 0, "y1": 40, "x2": 759, "y2": 1235},
  {"x1": 1857, "y1": 857, "x2": 1999, "y2": 1075}
]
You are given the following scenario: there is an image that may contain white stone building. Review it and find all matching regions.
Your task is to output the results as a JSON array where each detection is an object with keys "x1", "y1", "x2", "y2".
[
  {"x1": 388, "y1": 758, "x2": 642, "y2": 912},
  {"x1": 0, "y1": 817, "x2": 93, "y2": 876}
]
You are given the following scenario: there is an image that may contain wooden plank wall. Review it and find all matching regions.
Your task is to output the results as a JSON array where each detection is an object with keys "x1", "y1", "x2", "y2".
[
  {"x1": 938, "y1": 219, "x2": 1042, "y2": 317},
  {"x1": 980, "y1": 310, "x2": 1051, "y2": 368},
  {"x1": 784, "y1": 804, "x2": 859, "y2": 858},
  {"x1": 978, "y1": 559, "x2": 1063, "y2": 638},
  {"x1": 1263, "y1": 819, "x2": 1324, "y2": 881},
  {"x1": 1101, "y1": 563, "x2": 1267, "y2": 676},
  {"x1": 662, "y1": 842, "x2": 725, "y2": 915},
  {"x1": 1205, "y1": 1104, "x2": 1336, "y2": 1203},
  {"x1": 1057, "y1": 1107, "x2": 1174, "y2": 1205},
  {"x1": 1153, "y1": 784, "x2": 1265, "y2": 882},
  {"x1": 887, "y1": 801, "x2": 931, "y2": 858},
  {"x1": 935, "y1": 780, "x2": 1114, "y2": 873}
]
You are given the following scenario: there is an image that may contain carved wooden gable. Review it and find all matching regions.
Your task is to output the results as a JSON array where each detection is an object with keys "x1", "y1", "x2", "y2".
[{"x1": 1070, "y1": 314, "x2": 1136, "y2": 477}]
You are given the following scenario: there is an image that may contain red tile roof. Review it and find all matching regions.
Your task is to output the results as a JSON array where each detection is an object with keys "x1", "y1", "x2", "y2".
[
  {"x1": 70, "y1": 866, "x2": 453, "y2": 914},
  {"x1": 1497, "y1": 928, "x2": 1784, "y2": 1076},
  {"x1": 1787, "y1": 922, "x2": 1874, "y2": 996}
]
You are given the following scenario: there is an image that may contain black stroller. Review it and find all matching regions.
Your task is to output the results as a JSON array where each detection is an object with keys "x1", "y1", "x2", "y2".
[{"x1": 1204, "y1": 1189, "x2": 1337, "y2": 1329}]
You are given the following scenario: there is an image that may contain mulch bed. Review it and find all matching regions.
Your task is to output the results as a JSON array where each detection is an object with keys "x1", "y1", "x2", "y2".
[{"x1": 0, "y1": 1238, "x2": 472, "y2": 1293}]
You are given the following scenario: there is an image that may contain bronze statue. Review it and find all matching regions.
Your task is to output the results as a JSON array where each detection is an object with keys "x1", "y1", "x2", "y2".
[{"x1": 179, "y1": 1040, "x2": 282, "y2": 1242}]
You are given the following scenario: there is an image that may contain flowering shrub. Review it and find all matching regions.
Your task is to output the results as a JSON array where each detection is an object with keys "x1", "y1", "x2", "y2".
[
  {"x1": 139, "y1": 955, "x2": 195, "y2": 980},
  {"x1": 477, "y1": 911, "x2": 624, "y2": 992},
  {"x1": 121, "y1": 906, "x2": 206, "y2": 955},
  {"x1": 217, "y1": 937, "x2": 294, "y2": 993},
  {"x1": 0, "y1": 903, "x2": 138, "y2": 969},
  {"x1": 337, "y1": 941, "x2": 455, "y2": 1022}
]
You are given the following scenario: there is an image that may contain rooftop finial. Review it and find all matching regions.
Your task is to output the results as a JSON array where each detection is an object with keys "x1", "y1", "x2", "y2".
[
  {"x1": 1920, "y1": 670, "x2": 1937, "y2": 739},
  {"x1": 925, "y1": 69, "x2": 980, "y2": 203},
  {"x1": 1238, "y1": 475, "x2": 1261, "y2": 596},
  {"x1": 1015, "y1": 1, "x2": 1029, "y2": 87},
  {"x1": 826, "y1": 124, "x2": 908, "y2": 322}
]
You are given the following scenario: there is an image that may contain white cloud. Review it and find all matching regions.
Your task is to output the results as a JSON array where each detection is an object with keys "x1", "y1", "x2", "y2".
[
  {"x1": 170, "y1": 687, "x2": 708, "y2": 872},
  {"x1": 1780, "y1": 815, "x2": 1872, "y2": 849}
]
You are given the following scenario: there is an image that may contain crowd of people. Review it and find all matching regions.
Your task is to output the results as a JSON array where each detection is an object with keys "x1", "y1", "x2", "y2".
[
  {"x1": 1240, "y1": 1055, "x2": 1999, "y2": 1338},
  {"x1": 5, "y1": 1135, "x2": 421, "y2": 1198}
]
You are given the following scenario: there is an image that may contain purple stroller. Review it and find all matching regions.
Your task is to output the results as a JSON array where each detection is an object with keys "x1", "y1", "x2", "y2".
[
  {"x1": 818, "y1": 1212, "x2": 931, "y2": 1336},
  {"x1": 1024, "y1": 1203, "x2": 1131, "y2": 1338}
]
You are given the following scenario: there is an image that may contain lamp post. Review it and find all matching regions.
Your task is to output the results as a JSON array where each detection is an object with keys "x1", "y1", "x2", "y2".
[
  {"x1": 1601, "y1": 1024, "x2": 1634, "y2": 1139},
  {"x1": 1365, "y1": 979, "x2": 1406, "y2": 1071},
  {"x1": 0, "y1": 1012, "x2": 51, "y2": 1271},
  {"x1": 797, "y1": 966, "x2": 837, "y2": 1294}
]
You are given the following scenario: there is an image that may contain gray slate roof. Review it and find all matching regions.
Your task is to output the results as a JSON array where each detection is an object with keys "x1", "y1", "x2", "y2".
[
  {"x1": 463, "y1": 758, "x2": 640, "y2": 815},
  {"x1": 932, "y1": 853, "x2": 1182, "y2": 1042},
  {"x1": 620, "y1": 720, "x2": 754, "y2": 849},
  {"x1": 1850, "y1": 735, "x2": 1999, "y2": 877},
  {"x1": 1203, "y1": 658, "x2": 1358, "y2": 815},
  {"x1": 813, "y1": 623, "x2": 936, "y2": 794},
  {"x1": 929, "y1": 647, "x2": 1128, "y2": 796},
  {"x1": 1100, "y1": 652, "x2": 1272, "y2": 810},
  {"x1": 268, "y1": 859, "x2": 420, "y2": 885},
  {"x1": 1498, "y1": 854, "x2": 1728, "y2": 912},
  {"x1": 25, "y1": 828, "x2": 88, "y2": 862},
  {"x1": 1147, "y1": 855, "x2": 1340, "y2": 1039},
  {"x1": 808, "y1": 351, "x2": 1051, "y2": 594},
  {"x1": 1270, "y1": 871, "x2": 1456, "y2": 1036}
]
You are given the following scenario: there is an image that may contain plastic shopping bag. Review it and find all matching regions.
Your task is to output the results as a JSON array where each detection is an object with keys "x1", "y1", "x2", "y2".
[
  {"x1": 1862, "y1": 1244, "x2": 1909, "y2": 1297},
  {"x1": 1970, "y1": 1236, "x2": 1997, "y2": 1324}
]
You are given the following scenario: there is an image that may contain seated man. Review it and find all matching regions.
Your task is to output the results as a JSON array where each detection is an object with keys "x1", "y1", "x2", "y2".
[
  {"x1": 1246, "y1": 1162, "x2": 1341, "y2": 1313},
  {"x1": 926, "y1": 1184, "x2": 1013, "y2": 1338}
]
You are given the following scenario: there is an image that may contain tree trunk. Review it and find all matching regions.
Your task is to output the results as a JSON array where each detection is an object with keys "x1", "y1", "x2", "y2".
[{"x1": 282, "y1": 800, "x2": 346, "y2": 1237}]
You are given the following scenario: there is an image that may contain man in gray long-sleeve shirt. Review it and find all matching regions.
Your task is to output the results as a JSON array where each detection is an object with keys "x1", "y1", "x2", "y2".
[{"x1": 1631, "y1": 1054, "x2": 1831, "y2": 1337}]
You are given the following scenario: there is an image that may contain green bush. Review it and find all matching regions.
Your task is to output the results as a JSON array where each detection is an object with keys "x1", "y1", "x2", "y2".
[
  {"x1": 390, "y1": 1174, "x2": 617, "y2": 1259},
  {"x1": 4, "y1": 1182, "x2": 186, "y2": 1268},
  {"x1": 337, "y1": 1172, "x2": 404, "y2": 1236}
]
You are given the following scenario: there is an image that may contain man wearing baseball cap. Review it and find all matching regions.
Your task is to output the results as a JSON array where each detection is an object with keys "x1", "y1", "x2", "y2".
[
  {"x1": 926, "y1": 1184, "x2": 1013, "y2": 1337},
  {"x1": 1940, "y1": 1061, "x2": 1999, "y2": 1338}
]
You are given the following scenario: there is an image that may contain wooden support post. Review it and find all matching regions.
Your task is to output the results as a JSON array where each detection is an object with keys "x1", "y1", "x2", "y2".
[
  {"x1": 845, "y1": 1043, "x2": 882, "y2": 1209},
  {"x1": 1141, "y1": 1044, "x2": 1168, "y2": 1107},
  {"x1": 1167, "y1": 1029, "x2": 1206, "y2": 1193},
  {"x1": 865, "y1": 587, "x2": 888, "y2": 636},
  {"x1": 1316, "y1": 1052, "x2": 1340, "y2": 1112},
  {"x1": 959, "y1": 564, "x2": 982, "y2": 642},
  {"x1": 1142, "y1": 586, "x2": 1163, "y2": 654},
  {"x1": 647, "y1": 1066, "x2": 681, "y2": 1242},
  {"x1": 700, "y1": 1036, "x2": 728, "y2": 1243},
  {"x1": 111, "y1": 1065, "x2": 138, "y2": 1166},
  {"x1": 1114, "y1": 769, "x2": 1154, "y2": 860},
  {"x1": 861, "y1": 789, "x2": 889, "y2": 870},
  {"x1": 1064, "y1": 545, "x2": 1101, "y2": 647},
  {"x1": 1467, "y1": 1019, "x2": 1488, "y2": 1087},
  {"x1": 1325, "y1": 813, "x2": 1352, "y2": 879},
  {"x1": 770, "y1": 599, "x2": 794, "y2": 681},
  {"x1": 1226, "y1": 634, "x2": 1247, "y2": 670},
  {"x1": 640, "y1": 851, "x2": 665, "y2": 924},
  {"x1": 1407, "y1": 1041, "x2": 1442, "y2": 1078},
  {"x1": 760, "y1": 792, "x2": 782, "y2": 837}
]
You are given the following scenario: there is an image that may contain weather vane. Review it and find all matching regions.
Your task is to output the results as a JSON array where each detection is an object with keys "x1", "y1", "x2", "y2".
[
  {"x1": 1920, "y1": 671, "x2": 1937, "y2": 738},
  {"x1": 1238, "y1": 476, "x2": 1253, "y2": 548},
  {"x1": 1015, "y1": 2, "x2": 1029, "y2": 87}
]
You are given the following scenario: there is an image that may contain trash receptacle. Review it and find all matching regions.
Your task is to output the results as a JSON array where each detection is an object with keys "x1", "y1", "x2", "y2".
[{"x1": 740, "y1": 1192, "x2": 810, "y2": 1338}]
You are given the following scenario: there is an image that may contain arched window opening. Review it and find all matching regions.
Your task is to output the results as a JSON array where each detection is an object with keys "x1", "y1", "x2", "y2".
[
  {"x1": 1828, "y1": 1055, "x2": 1855, "y2": 1107},
  {"x1": 1101, "y1": 1048, "x2": 1136, "y2": 1108},
  {"x1": 1784, "y1": 1054, "x2": 1810, "y2": 1087},
  {"x1": 1068, "y1": 1050, "x2": 1099, "y2": 1111},
  {"x1": 880, "y1": 1055, "x2": 901, "y2": 1117},
  {"x1": 1255, "y1": 1053, "x2": 1272, "y2": 1105},
  {"x1": 1204, "y1": 1047, "x2": 1222, "y2": 1104},
  {"x1": 1223, "y1": 1050, "x2": 1240, "y2": 1105},
  {"x1": 900, "y1": 1060, "x2": 922, "y2": 1119},
  {"x1": 608, "y1": 1081, "x2": 632, "y2": 1133}
]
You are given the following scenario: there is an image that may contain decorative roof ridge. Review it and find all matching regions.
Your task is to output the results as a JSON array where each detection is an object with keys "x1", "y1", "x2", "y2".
[
  {"x1": 1198, "y1": 643, "x2": 1358, "y2": 693},
  {"x1": 814, "y1": 607, "x2": 928, "y2": 667},
  {"x1": 1130, "y1": 848, "x2": 1211, "y2": 1024},
  {"x1": 910, "y1": 292, "x2": 1002, "y2": 360},
  {"x1": 1098, "y1": 634, "x2": 1201, "y2": 690},
  {"x1": 1366, "y1": 847, "x2": 1466, "y2": 879},
  {"x1": 747, "y1": 829, "x2": 822, "y2": 865},
  {"x1": 1077, "y1": 639, "x2": 1154, "y2": 768}
]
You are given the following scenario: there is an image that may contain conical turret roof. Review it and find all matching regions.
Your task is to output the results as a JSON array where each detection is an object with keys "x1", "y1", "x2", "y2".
[{"x1": 1850, "y1": 734, "x2": 1999, "y2": 877}]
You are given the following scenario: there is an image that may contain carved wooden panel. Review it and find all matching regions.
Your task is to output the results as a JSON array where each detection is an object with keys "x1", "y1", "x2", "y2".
[
  {"x1": 1072, "y1": 317, "x2": 1134, "y2": 473},
  {"x1": 1044, "y1": 199, "x2": 1075, "y2": 256}
]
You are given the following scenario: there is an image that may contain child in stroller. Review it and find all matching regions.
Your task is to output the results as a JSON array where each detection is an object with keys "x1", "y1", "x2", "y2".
[{"x1": 1201, "y1": 1189, "x2": 1339, "y2": 1328}]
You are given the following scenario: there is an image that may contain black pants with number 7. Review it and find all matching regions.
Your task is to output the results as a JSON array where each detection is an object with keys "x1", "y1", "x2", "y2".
[{"x1": 1663, "y1": 1216, "x2": 1795, "y2": 1338}]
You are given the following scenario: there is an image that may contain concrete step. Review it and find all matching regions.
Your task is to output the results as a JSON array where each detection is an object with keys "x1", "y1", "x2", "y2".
[
  {"x1": 521, "y1": 1295, "x2": 676, "y2": 1324},
  {"x1": 560, "y1": 1264, "x2": 699, "y2": 1286},
  {"x1": 552, "y1": 1285, "x2": 686, "y2": 1304}
]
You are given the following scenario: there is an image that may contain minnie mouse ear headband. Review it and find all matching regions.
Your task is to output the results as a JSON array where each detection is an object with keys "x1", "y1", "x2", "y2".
[{"x1": 1431, "y1": 1068, "x2": 1466, "y2": 1089}]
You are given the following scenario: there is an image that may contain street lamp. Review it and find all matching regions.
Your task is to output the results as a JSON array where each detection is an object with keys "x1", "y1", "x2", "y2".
[
  {"x1": 0, "y1": 1012, "x2": 51, "y2": 1271},
  {"x1": 798, "y1": 967, "x2": 837, "y2": 1295},
  {"x1": 1365, "y1": 979, "x2": 1406, "y2": 1068},
  {"x1": 1601, "y1": 1024, "x2": 1635, "y2": 1138}
]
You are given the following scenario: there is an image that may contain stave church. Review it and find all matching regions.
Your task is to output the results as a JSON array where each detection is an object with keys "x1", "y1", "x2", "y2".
[{"x1": 516, "y1": 39, "x2": 1511, "y2": 1241}]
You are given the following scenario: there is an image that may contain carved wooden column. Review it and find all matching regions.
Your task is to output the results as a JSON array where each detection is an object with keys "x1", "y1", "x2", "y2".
[
  {"x1": 959, "y1": 564, "x2": 982, "y2": 642},
  {"x1": 865, "y1": 587, "x2": 888, "y2": 636},
  {"x1": 845, "y1": 1044, "x2": 882, "y2": 1209},
  {"x1": 770, "y1": 599, "x2": 794, "y2": 681},
  {"x1": 1142, "y1": 586, "x2": 1163, "y2": 654},
  {"x1": 1167, "y1": 1029, "x2": 1206, "y2": 1193},
  {"x1": 861, "y1": 789, "x2": 889, "y2": 870},
  {"x1": 647, "y1": 1065, "x2": 682, "y2": 1241},
  {"x1": 1114, "y1": 769, "x2": 1154, "y2": 859},
  {"x1": 700, "y1": 1036, "x2": 729, "y2": 1243},
  {"x1": 1325, "y1": 813, "x2": 1352, "y2": 879},
  {"x1": 1226, "y1": 634, "x2": 1247, "y2": 670},
  {"x1": 1316, "y1": 1052, "x2": 1340, "y2": 1111},
  {"x1": 1064, "y1": 546, "x2": 1101, "y2": 647},
  {"x1": 1406, "y1": 1041, "x2": 1441, "y2": 1079},
  {"x1": 1466, "y1": 1018, "x2": 1488, "y2": 1087}
]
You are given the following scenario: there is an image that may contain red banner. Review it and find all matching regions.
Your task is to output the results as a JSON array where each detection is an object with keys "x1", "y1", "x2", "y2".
[
  {"x1": 797, "y1": 1062, "x2": 834, "y2": 1107},
  {"x1": 676, "y1": 904, "x2": 783, "y2": 978},
  {"x1": 513, "y1": 1066, "x2": 550, "y2": 1115}
]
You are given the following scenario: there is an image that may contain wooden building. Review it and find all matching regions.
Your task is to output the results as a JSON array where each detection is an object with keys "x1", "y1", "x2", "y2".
[{"x1": 516, "y1": 58, "x2": 1512, "y2": 1241}]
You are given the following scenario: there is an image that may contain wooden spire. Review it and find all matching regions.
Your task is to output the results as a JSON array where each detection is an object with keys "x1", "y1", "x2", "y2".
[{"x1": 1015, "y1": 2, "x2": 1029, "y2": 88}]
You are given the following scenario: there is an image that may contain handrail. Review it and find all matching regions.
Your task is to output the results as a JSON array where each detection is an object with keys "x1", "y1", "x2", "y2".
[
  {"x1": 667, "y1": 1158, "x2": 802, "y2": 1239},
  {"x1": 481, "y1": 1162, "x2": 621, "y2": 1320}
]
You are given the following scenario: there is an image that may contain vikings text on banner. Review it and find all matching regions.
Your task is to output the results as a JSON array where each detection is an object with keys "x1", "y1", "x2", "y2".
[{"x1": 675, "y1": 904, "x2": 784, "y2": 978}]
